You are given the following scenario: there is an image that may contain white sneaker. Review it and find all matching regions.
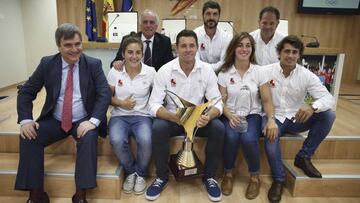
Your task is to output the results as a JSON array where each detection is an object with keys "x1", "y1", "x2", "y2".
[
  {"x1": 134, "y1": 175, "x2": 147, "y2": 195},
  {"x1": 123, "y1": 172, "x2": 136, "y2": 193}
]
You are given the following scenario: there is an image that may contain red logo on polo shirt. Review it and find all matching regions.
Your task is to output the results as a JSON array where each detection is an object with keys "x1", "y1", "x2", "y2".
[
  {"x1": 118, "y1": 79, "x2": 123, "y2": 86},
  {"x1": 268, "y1": 79, "x2": 275, "y2": 88},
  {"x1": 230, "y1": 78, "x2": 235, "y2": 85},
  {"x1": 200, "y1": 43, "x2": 205, "y2": 50},
  {"x1": 171, "y1": 78, "x2": 176, "y2": 87}
]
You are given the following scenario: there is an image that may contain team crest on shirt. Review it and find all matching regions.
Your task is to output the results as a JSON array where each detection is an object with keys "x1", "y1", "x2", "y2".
[
  {"x1": 118, "y1": 79, "x2": 123, "y2": 86},
  {"x1": 268, "y1": 79, "x2": 275, "y2": 88},
  {"x1": 171, "y1": 78, "x2": 176, "y2": 87},
  {"x1": 200, "y1": 43, "x2": 205, "y2": 50},
  {"x1": 230, "y1": 78, "x2": 235, "y2": 85}
]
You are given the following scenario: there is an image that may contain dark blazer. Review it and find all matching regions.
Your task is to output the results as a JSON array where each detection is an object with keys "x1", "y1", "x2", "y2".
[
  {"x1": 111, "y1": 32, "x2": 174, "y2": 71},
  {"x1": 17, "y1": 53, "x2": 111, "y2": 137}
]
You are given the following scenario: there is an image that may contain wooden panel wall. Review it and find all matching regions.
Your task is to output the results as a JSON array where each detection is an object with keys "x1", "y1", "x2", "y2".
[{"x1": 57, "y1": 0, "x2": 360, "y2": 84}]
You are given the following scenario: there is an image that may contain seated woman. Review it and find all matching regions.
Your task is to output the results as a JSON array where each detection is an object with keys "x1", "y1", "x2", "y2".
[
  {"x1": 217, "y1": 32, "x2": 278, "y2": 199},
  {"x1": 107, "y1": 34, "x2": 156, "y2": 194}
]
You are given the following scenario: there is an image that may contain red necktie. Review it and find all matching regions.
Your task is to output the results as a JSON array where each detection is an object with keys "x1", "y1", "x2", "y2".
[{"x1": 61, "y1": 64, "x2": 74, "y2": 132}]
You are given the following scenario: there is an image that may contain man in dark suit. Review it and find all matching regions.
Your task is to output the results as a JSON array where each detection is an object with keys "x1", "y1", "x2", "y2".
[
  {"x1": 15, "y1": 23, "x2": 111, "y2": 203},
  {"x1": 110, "y1": 9, "x2": 174, "y2": 71}
]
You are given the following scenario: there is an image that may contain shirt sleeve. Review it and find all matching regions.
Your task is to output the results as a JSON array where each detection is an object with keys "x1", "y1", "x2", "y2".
[
  {"x1": 107, "y1": 68, "x2": 117, "y2": 87},
  {"x1": 217, "y1": 72, "x2": 227, "y2": 87},
  {"x1": 256, "y1": 65, "x2": 269, "y2": 86},
  {"x1": 148, "y1": 69, "x2": 168, "y2": 117},
  {"x1": 205, "y1": 67, "x2": 223, "y2": 114}
]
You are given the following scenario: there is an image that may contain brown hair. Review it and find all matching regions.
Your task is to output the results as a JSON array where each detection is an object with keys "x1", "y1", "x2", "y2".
[
  {"x1": 220, "y1": 32, "x2": 257, "y2": 73},
  {"x1": 121, "y1": 32, "x2": 143, "y2": 56}
]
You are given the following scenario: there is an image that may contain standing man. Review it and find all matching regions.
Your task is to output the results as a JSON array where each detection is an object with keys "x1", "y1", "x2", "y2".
[
  {"x1": 250, "y1": 6, "x2": 285, "y2": 66},
  {"x1": 194, "y1": 0, "x2": 231, "y2": 72},
  {"x1": 145, "y1": 30, "x2": 225, "y2": 202},
  {"x1": 262, "y1": 35, "x2": 336, "y2": 203},
  {"x1": 15, "y1": 23, "x2": 111, "y2": 203},
  {"x1": 111, "y1": 9, "x2": 174, "y2": 71}
]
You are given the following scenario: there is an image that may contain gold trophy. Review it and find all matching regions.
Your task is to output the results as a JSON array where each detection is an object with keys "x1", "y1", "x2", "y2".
[{"x1": 165, "y1": 90, "x2": 221, "y2": 180}]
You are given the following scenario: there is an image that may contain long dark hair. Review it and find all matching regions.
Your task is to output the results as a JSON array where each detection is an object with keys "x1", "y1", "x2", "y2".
[{"x1": 219, "y1": 32, "x2": 257, "y2": 73}]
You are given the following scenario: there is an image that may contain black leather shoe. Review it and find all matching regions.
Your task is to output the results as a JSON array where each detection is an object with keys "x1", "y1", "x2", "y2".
[
  {"x1": 72, "y1": 195, "x2": 88, "y2": 203},
  {"x1": 294, "y1": 156, "x2": 322, "y2": 178},
  {"x1": 268, "y1": 182, "x2": 284, "y2": 203},
  {"x1": 26, "y1": 192, "x2": 49, "y2": 203}
]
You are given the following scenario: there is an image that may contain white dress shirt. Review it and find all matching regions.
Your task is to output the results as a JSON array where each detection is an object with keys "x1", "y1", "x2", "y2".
[
  {"x1": 141, "y1": 34, "x2": 154, "y2": 61},
  {"x1": 148, "y1": 57, "x2": 223, "y2": 117},
  {"x1": 250, "y1": 29, "x2": 284, "y2": 66},
  {"x1": 107, "y1": 63, "x2": 156, "y2": 117},
  {"x1": 218, "y1": 64, "x2": 267, "y2": 115},
  {"x1": 53, "y1": 58, "x2": 88, "y2": 123},
  {"x1": 262, "y1": 62, "x2": 335, "y2": 123},
  {"x1": 194, "y1": 25, "x2": 231, "y2": 72}
]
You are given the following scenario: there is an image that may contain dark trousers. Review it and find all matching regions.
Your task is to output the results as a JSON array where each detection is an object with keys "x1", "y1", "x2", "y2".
[
  {"x1": 15, "y1": 117, "x2": 98, "y2": 190},
  {"x1": 152, "y1": 118, "x2": 224, "y2": 179}
]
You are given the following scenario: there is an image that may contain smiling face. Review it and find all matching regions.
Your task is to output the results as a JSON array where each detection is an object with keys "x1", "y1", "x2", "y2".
[
  {"x1": 123, "y1": 42, "x2": 143, "y2": 68},
  {"x1": 279, "y1": 43, "x2": 300, "y2": 70},
  {"x1": 58, "y1": 34, "x2": 82, "y2": 65},
  {"x1": 203, "y1": 8, "x2": 220, "y2": 29},
  {"x1": 176, "y1": 36, "x2": 198, "y2": 65},
  {"x1": 235, "y1": 37, "x2": 252, "y2": 62},
  {"x1": 141, "y1": 14, "x2": 158, "y2": 39},
  {"x1": 259, "y1": 11, "x2": 279, "y2": 40}
]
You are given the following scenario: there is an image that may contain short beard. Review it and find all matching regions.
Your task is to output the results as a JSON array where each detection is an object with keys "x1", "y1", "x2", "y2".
[{"x1": 204, "y1": 20, "x2": 217, "y2": 29}]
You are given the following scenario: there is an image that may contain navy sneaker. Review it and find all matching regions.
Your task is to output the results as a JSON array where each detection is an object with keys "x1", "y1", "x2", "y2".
[
  {"x1": 203, "y1": 177, "x2": 222, "y2": 202},
  {"x1": 145, "y1": 177, "x2": 168, "y2": 201}
]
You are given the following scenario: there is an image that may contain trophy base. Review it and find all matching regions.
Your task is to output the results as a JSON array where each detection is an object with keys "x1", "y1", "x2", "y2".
[{"x1": 168, "y1": 153, "x2": 204, "y2": 181}]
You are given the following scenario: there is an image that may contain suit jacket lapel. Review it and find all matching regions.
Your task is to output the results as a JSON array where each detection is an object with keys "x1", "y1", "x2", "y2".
[
  {"x1": 152, "y1": 34, "x2": 160, "y2": 66},
  {"x1": 53, "y1": 54, "x2": 62, "y2": 101},
  {"x1": 79, "y1": 54, "x2": 89, "y2": 105}
]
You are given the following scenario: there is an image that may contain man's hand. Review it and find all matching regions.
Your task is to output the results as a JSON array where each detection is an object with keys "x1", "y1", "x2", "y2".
[
  {"x1": 263, "y1": 118, "x2": 278, "y2": 142},
  {"x1": 197, "y1": 114, "x2": 210, "y2": 128},
  {"x1": 121, "y1": 95, "x2": 136, "y2": 110},
  {"x1": 76, "y1": 121, "x2": 96, "y2": 138},
  {"x1": 113, "y1": 60, "x2": 124, "y2": 71},
  {"x1": 20, "y1": 121, "x2": 39, "y2": 140},
  {"x1": 295, "y1": 104, "x2": 314, "y2": 123}
]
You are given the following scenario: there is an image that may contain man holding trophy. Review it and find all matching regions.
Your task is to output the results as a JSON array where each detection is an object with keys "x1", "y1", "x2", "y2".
[{"x1": 145, "y1": 30, "x2": 225, "y2": 202}]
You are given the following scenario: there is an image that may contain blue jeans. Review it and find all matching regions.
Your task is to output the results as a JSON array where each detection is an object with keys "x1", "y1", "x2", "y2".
[
  {"x1": 222, "y1": 114, "x2": 262, "y2": 176},
  {"x1": 263, "y1": 110, "x2": 336, "y2": 182},
  {"x1": 152, "y1": 118, "x2": 224, "y2": 179},
  {"x1": 109, "y1": 116, "x2": 153, "y2": 177}
]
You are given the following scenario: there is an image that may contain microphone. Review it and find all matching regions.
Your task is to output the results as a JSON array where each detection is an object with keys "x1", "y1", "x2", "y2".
[
  {"x1": 227, "y1": 21, "x2": 238, "y2": 35},
  {"x1": 109, "y1": 14, "x2": 120, "y2": 28},
  {"x1": 97, "y1": 14, "x2": 120, "y2": 42},
  {"x1": 301, "y1": 34, "x2": 320, "y2": 48}
]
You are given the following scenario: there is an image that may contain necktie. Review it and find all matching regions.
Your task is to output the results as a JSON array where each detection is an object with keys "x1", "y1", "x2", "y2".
[
  {"x1": 144, "y1": 40, "x2": 152, "y2": 66},
  {"x1": 61, "y1": 64, "x2": 74, "y2": 132}
]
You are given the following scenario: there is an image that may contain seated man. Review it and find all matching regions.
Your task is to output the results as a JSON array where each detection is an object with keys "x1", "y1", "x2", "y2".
[
  {"x1": 15, "y1": 23, "x2": 111, "y2": 203},
  {"x1": 262, "y1": 35, "x2": 336, "y2": 203},
  {"x1": 145, "y1": 30, "x2": 225, "y2": 202},
  {"x1": 111, "y1": 9, "x2": 174, "y2": 71}
]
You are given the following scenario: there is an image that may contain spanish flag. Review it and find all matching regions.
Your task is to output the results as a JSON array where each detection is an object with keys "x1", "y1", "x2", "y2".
[{"x1": 102, "y1": 0, "x2": 114, "y2": 40}]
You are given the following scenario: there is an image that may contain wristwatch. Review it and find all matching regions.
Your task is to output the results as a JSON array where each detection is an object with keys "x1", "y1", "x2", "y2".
[{"x1": 311, "y1": 103, "x2": 319, "y2": 112}]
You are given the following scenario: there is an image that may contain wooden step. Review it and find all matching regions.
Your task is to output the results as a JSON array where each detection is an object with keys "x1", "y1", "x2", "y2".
[
  {"x1": 284, "y1": 159, "x2": 360, "y2": 197},
  {"x1": 2, "y1": 132, "x2": 360, "y2": 159},
  {"x1": 0, "y1": 133, "x2": 115, "y2": 156},
  {"x1": 0, "y1": 153, "x2": 122, "y2": 199}
]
